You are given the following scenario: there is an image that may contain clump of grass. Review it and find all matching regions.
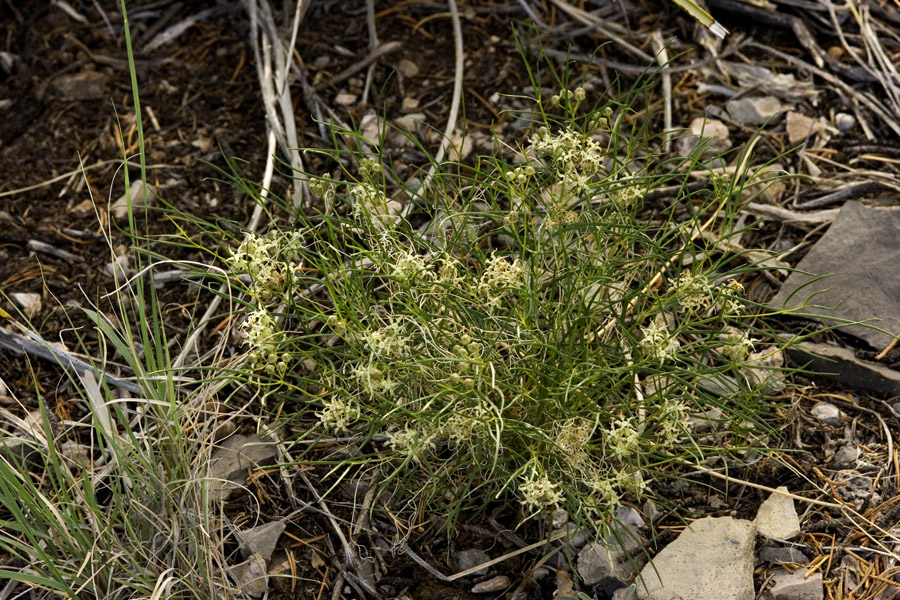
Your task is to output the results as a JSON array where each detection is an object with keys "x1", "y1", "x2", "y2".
[{"x1": 222, "y1": 73, "x2": 787, "y2": 535}]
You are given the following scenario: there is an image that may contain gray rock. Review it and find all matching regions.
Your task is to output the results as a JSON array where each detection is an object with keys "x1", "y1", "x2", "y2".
[
  {"x1": 768, "y1": 567, "x2": 823, "y2": 600},
  {"x1": 233, "y1": 553, "x2": 268, "y2": 598},
  {"x1": 471, "y1": 575, "x2": 510, "y2": 593},
  {"x1": 810, "y1": 402, "x2": 843, "y2": 427},
  {"x1": 726, "y1": 96, "x2": 791, "y2": 126},
  {"x1": 635, "y1": 516, "x2": 756, "y2": 600},
  {"x1": 783, "y1": 340, "x2": 900, "y2": 397},
  {"x1": 455, "y1": 549, "x2": 491, "y2": 576},
  {"x1": 770, "y1": 202, "x2": 900, "y2": 349},
  {"x1": 755, "y1": 487, "x2": 801, "y2": 541},
  {"x1": 759, "y1": 546, "x2": 810, "y2": 565},
  {"x1": 616, "y1": 506, "x2": 645, "y2": 529},
  {"x1": 552, "y1": 508, "x2": 569, "y2": 529},
  {"x1": 236, "y1": 521, "x2": 285, "y2": 561},
  {"x1": 206, "y1": 434, "x2": 278, "y2": 503},
  {"x1": 832, "y1": 444, "x2": 859, "y2": 467},
  {"x1": 552, "y1": 524, "x2": 590, "y2": 551},
  {"x1": 577, "y1": 525, "x2": 643, "y2": 585}
]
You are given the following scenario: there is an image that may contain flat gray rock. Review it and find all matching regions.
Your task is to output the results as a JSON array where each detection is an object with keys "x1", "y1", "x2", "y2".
[
  {"x1": 768, "y1": 567, "x2": 823, "y2": 600},
  {"x1": 206, "y1": 434, "x2": 278, "y2": 503},
  {"x1": 636, "y1": 516, "x2": 756, "y2": 600},
  {"x1": 770, "y1": 201, "x2": 900, "y2": 349},
  {"x1": 784, "y1": 340, "x2": 900, "y2": 396}
]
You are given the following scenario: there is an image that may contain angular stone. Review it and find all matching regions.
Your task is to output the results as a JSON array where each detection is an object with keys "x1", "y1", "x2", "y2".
[
  {"x1": 233, "y1": 552, "x2": 267, "y2": 598},
  {"x1": 784, "y1": 340, "x2": 900, "y2": 397},
  {"x1": 785, "y1": 111, "x2": 826, "y2": 144},
  {"x1": 455, "y1": 549, "x2": 491, "y2": 576},
  {"x1": 206, "y1": 434, "x2": 278, "y2": 503},
  {"x1": 755, "y1": 487, "x2": 801, "y2": 541},
  {"x1": 759, "y1": 546, "x2": 810, "y2": 565},
  {"x1": 236, "y1": 521, "x2": 285, "y2": 561},
  {"x1": 471, "y1": 575, "x2": 510, "y2": 593},
  {"x1": 770, "y1": 202, "x2": 900, "y2": 349},
  {"x1": 578, "y1": 524, "x2": 643, "y2": 585},
  {"x1": 636, "y1": 517, "x2": 756, "y2": 600},
  {"x1": 10, "y1": 292, "x2": 41, "y2": 320},
  {"x1": 726, "y1": 96, "x2": 792, "y2": 126},
  {"x1": 769, "y1": 567, "x2": 823, "y2": 600}
]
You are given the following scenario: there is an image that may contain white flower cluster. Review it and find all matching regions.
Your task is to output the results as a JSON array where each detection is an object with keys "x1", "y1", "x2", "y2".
[
  {"x1": 351, "y1": 362, "x2": 397, "y2": 395},
  {"x1": 387, "y1": 427, "x2": 434, "y2": 463},
  {"x1": 366, "y1": 321, "x2": 409, "y2": 358},
  {"x1": 478, "y1": 254, "x2": 526, "y2": 309},
  {"x1": 241, "y1": 307, "x2": 289, "y2": 375},
  {"x1": 671, "y1": 271, "x2": 712, "y2": 314},
  {"x1": 717, "y1": 279, "x2": 745, "y2": 316},
  {"x1": 605, "y1": 418, "x2": 641, "y2": 458},
  {"x1": 230, "y1": 232, "x2": 302, "y2": 300},
  {"x1": 638, "y1": 322, "x2": 679, "y2": 362},
  {"x1": 528, "y1": 126, "x2": 604, "y2": 175},
  {"x1": 519, "y1": 472, "x2": 563, "y2": 511},
  {"x1": 656, "y1": 399, "x2": 689, "y2": 447},
  {"x1": 555, "y1": 417, "x2": 593, "y2": 470},
  {"x1": 317, "y1": 397, "x2": 362, "y2": 432}
]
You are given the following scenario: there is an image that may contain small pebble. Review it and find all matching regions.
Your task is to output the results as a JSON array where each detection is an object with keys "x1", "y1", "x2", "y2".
[
  {"x1": 334, "y1": 92, "x2": 357, "y2": 106},
  {"x1": 832, "y1": 444, "x2": 858, "y2": 467},
  {"x1": 396, "y1": 58, "x2": 419, "y2": 78},
  {"x1": 811, "y1": 402, "x2": 842, "y2": 426},
  {"x1": 835, "y1": 112, "x2": 856, "y2": 132},
  {"x1": 455, "y1": 549, "x2": 490, "y2": 575},
  {"x1": 10, "y1": 292, "x2": 41, "y2": 320}
]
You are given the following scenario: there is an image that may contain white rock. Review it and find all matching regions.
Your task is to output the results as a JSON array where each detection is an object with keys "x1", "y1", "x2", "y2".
[
  {"x1": 636, "y1": 517, "x2": 756, "y2": 600},
  {"x1": 810, "y1": 402, "x2": 842, "y2": 426},
  {"x1": 401, "y1": 96, "x2": 420, "y2": 112},
  {"x1": 334, "y1": 92, "x2": 357, "y2": 106},
  {"x1": 10, "y1": 292, "x2": 41, "y2": 320},
  {"x1": 755, "y1": 487, "x2": 801, "y2": 540},
  {"x1": 110, "y1": 179, "x2": 154, "y2": 221},
  {"x1": 834, "y1": 112, "x2": 856, "y2": 132},
  {"x1": 768, "y1": 567, "x2": 823, "y2": 600}
]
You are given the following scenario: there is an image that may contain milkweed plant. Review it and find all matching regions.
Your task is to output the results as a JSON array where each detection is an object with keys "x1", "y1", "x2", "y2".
[{"x1": 225, "y1": 80, "x2": 785, "y2": 534}]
